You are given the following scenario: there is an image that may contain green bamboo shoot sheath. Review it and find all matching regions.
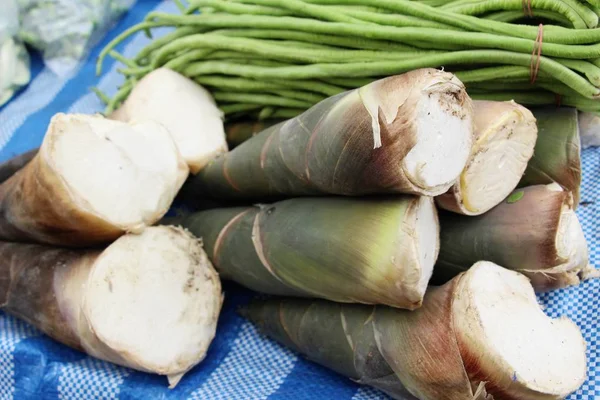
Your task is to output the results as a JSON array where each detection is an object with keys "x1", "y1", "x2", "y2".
[
  {"x1": 242, "y1": 261, "x2": 587, "y2": 400},
  {"x1": 173, "y1": 195, "x2": 439, "y2": 310},
  {"x1": 519, "y1": 107, "x2": 582, "y2": 205}
]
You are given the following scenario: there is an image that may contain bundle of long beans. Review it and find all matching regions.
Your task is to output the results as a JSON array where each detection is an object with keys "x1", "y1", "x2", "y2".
[{"x1": 97, "y1": 0, "x2": 600, "y2": 121}]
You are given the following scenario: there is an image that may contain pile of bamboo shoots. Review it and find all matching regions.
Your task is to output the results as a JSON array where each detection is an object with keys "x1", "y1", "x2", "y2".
[{"x1": 0, "y1": 66, "x2": 595, "y2": 399}]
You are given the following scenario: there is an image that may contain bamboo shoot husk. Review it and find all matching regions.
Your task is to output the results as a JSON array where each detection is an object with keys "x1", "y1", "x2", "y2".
[
  {"x1": 242, "y1": 261, "x2": 587, "y2": 400},
  {"x1": 185, "y1": 69, "x2": 474, "y2": 200},
  {"x1": 0, "y1": 149, "x2": 36, "y2": 184},
  {"x1": 0, "y1": 226, "x2": 222, "y2": 388},
  {"x1": 173, "y1": 195, "x2": 439, "y2": 309},
  {"x1": 519, "y1": 107, "x2": 582, "y2": 205},
  {"x1": 437, "y1": 100, "x2": 537, "y2": 215},
  {"x1": 435, "y1": 183, "x2": 593, "y2": 291}
]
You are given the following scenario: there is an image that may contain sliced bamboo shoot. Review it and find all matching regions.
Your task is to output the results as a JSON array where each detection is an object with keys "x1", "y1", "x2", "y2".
[
  {"x1": 186, "y1": 69, "x2": 473, "y2": 200},
  {"x1": 437, "y1": 100, "x2": 537, "y2": 215},
  {"x1": 111, "y1": 68, "x2": 228, "y2": 173},
  {"x1": 0, "y1": 226, "x2": 222, "y2": 388},
  {"x1": 242, "y1": 261, "x2": 586, "y2": 400},
  {"x1": 173, "y1": 196, "x2": 439, "y2": 309},
  {"x1": 436, "y1": 183, "x2": 593, "y2": 291},
  {"x1": 0, "y1": 113, "x2": 188, "y2": 246}
]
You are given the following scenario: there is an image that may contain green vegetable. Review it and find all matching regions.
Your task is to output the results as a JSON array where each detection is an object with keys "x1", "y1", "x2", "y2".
[
  {"x1": 241, "y1": 261, "x2": 587, "y2": 400},
  {"x1": 96, "y1": 0, "x2": 600, "y2": 120},
  {"x1": 171, "y1": 195, "x2": 439, "y2": 310}
]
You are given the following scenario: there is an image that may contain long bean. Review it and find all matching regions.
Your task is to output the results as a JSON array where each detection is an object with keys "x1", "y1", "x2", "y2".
[
  {"x1": 181, "y1": 50, "x2": 600, "y2": 98},
  {"x1": 223, "y1": 0, "x2": 456, "y2": 28},
  {"x1": 555, "y1": 58, "x2": 600, "y2": 86},
  {"x1": 192, "y1": 0, "x2": 366, "y2": 23},
  {"x1": 212, "y1": 92, "x2": 314, "y2": 108},
  {"x1": 220, "y1": 103, "x2": 263, "y2": 114},
  {"x1": 448, "y1": 0, "x2": 598, "y2": 28},
  {"x1": 196, "y1": 76, "x2": 343, "y2": 96},
  {"x1": 98, "y1": 0, "x2": 600, "y2": 119},
  {"x1": 442, "y1": 0, "x2": 594, "y2": 28},
  {"x1": 484, "y1": 10, "x2": 573, "y2": 26},
  {"x1": 151, "y1": 33, "x2": 435, "y2": 67},
  {"x1": 454, "y1": 65, "x2": 533, "y2": 82},
  {"x1": 295, "y1": 0, "x2": 600, "y2": 43},
  {"x1": 144, "y1": 13, "x2": 600, "y2": 59},
  {"x1": 207, "y1": 29, "x2": 423, "y2": 51}
]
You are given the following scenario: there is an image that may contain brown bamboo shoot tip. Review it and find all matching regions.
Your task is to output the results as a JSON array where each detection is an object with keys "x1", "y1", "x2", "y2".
[
  {"x1": 437, "y1": 100, "x2": 537, "y2": 215},
  {"x1": 43, "y1": 112, "x2": 188, "y2": 233},
  {"x1": 361, "y1": 70, "x2": 474, "y2": 194},
  {"x1": 453, "y1": 261, "x2": 586, "y2": 399},
  {"x1": 111, "y1": 68, "x2": 228, "y2": 173}
]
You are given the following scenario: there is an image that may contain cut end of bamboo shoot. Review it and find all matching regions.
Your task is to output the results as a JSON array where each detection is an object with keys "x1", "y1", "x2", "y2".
[
  {"x1": 83, "y1": 226, "x2": 222, "y2": 383},
  {"x1": 453, "y1": 261, "x2": 587, "y2": 399},
  {"x1": 43, "y1": 113, "x2": 188, "y2": 232},
  {"x1": 402, "y1": 72, "x2": 473, "y2": 194},
  {"x1": 111, "y1": 68, "x2": 228, "y2": 173},
  {"x1": 437, "y1": 100, "x2": 537, "y2": 215}
]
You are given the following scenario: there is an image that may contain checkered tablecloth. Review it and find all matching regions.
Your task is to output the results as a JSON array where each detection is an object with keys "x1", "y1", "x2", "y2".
[{"x1": 0, "y1": 1, "x2": 598, "y2": 399}]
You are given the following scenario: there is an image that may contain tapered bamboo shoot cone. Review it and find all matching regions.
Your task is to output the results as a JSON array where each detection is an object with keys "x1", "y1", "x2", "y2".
[
  {"x1": 185, "y1": 69, "x2": 473, "y2": 201},
  {"x1": 0, "y1": 113, "x2": 188, "y2": 247},
  {"x1": 111, "y1": 68, "x2": 228, "y2": 173},
  {"x1": 437, "y1": 100, "x2": 537, "y2": 215},
  {"x1": 173, "y1": 196, "x2": 439, "y2": 309},
  {"x1": 435, "y1": 183, "x2": 592, "y2": 291},
  {"x1": 519, "y1": 107, "x2": 582, "y2": 205},
  {"x1": 0, "y1": 226, "x2": 222, "y2": 387},
  {"x1": 242, "y1": 261, "x2": 586, "y2": 400}
]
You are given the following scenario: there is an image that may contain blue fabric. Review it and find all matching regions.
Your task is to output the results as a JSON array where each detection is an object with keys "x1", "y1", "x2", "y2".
[{"x1": 0, "y1": 1, "x2": 598, "y2": 398}]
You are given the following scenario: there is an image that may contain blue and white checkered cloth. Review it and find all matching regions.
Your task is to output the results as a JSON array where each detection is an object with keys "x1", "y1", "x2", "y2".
[{"x1": 0, "y1": 1, "x2": 598, "y2": 398}]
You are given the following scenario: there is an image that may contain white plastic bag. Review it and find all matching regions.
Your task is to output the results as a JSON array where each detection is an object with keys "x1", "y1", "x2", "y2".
[
  {"x1": 17, "y1": 0, "x2": 135, "y2": 76},
  {"x1": 0, "y1": 0, "x2": 31, "y2": 106}
]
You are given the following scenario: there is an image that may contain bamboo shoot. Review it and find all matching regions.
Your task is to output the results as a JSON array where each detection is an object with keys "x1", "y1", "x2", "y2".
[
  {"x1": 0, "y1": 226, "x2": 222, "y2": 388},
  {"x1": 0, "y1": 113, "x2": 188, "y2": 246},
  {"x1": 111, "y1": 68, "x2": 228, "y2": 173},
  {"x1": 435, "y1": 184, "x2": 592, "y2": 291},
  {"x1": 172, "y1": 195, "x2": 439, "y2": 309},
  {"x1": 242, "y1": 261, "x2": 586, "y2": 400},
  {"x1": 186, "y1": 69, "x2": 474, "y2": 200}
]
